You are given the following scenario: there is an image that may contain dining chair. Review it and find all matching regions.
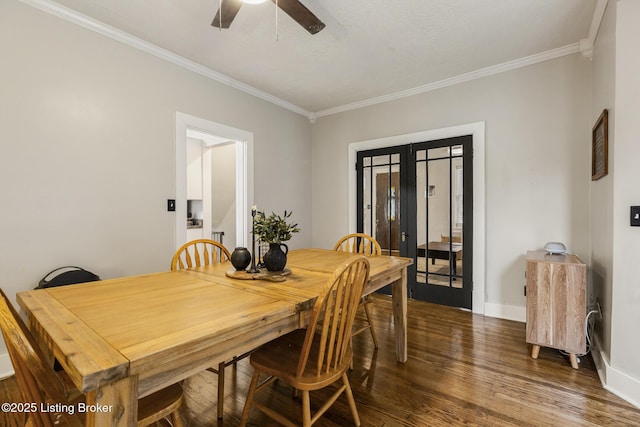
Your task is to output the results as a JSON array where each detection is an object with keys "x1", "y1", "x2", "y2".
[
  {"x1": 170, "y1": 238, "x2": 241, "y2": 419},
  {"x1": 333, "y1": 233, "x2": 382, "y2": 348},
  {"x1": 0, "y1": 289, "x2": 184, "y2": 427},
  {"x1": 170, "y1": 238, "x2": 231, "y2": 270},
  {"x1": 239, "y1": 255, "x2": 370, "y2": 427}
]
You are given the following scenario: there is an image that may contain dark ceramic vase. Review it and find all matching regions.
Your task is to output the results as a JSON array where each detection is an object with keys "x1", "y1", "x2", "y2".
[
  {"x1": 230, "y1": 247, "x2": 251, "y2": 271},
  {"x1": 263, "y1": 243, "x2": 288, "y2": 272}
]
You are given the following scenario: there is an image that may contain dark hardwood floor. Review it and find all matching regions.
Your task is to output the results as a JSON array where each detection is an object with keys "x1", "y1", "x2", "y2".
[{"x1": 3, "y1": 295, "x2": 639, "y2": 426}]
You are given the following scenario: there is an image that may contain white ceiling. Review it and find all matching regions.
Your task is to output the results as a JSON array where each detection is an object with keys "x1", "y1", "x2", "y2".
[{"x1": 25, "y1": 0, "x2": 602, "y2": 118}]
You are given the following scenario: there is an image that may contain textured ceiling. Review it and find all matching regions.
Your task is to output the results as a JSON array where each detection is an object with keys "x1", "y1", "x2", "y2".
[{"x1": 27, "y1": 0, "x2": 599, "y2": 116}]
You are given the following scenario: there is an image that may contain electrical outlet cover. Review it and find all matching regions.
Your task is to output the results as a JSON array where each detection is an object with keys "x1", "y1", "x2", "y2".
[{"x1": 631, "y1": 206, "x2": 640, "y2": 226}]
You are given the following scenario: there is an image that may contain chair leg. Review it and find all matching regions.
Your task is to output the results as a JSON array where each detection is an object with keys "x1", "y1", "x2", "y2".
[
  {"x1": 301, "y1": 390, "x2": 312, "y2": 427},
  {"x1": 342, "y1": 373, "x2": 361, "y2": 426},
  {"x1": 362, "y1": 301, "x2": 378, "y2": 348},
  {"x1": 239, "y1": 369, "x2": 260, "y2": 427},
  {"x1": 217, "y1": 361, "x2": 225, "y2": 419}
]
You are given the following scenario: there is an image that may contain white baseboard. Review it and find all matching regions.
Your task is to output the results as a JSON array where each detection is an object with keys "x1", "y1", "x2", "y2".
[
  {"x1": 483, "y1": 302, "x2": 526, "y2": 323},
  {"x1": 591, "y1": 334, "x2": 640, "y2": 409},
  {"x1": 0, "y1": 353, "x2": 14, "y2": 380}
]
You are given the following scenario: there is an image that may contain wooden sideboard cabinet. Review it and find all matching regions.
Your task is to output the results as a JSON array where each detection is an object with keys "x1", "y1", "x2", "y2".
[{"x1": 525, "y1": 250, "x2": 586, "y2": 369}]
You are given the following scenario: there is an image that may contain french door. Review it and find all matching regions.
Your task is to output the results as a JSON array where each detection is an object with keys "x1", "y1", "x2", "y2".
[{"x1": 356, "y1": 136, "x2": 473, "y2": 309}]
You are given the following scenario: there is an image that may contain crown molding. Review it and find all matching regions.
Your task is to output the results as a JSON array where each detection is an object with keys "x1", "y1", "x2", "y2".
[
  {"x1": 19, "y1": 0, "x2": 311, "y2": 118},
  {"x1": 579, "y1": 0, "x2": 609, "y2": 59},
  {"x1": 21, "y1": 0, "x2": 595, "y2": 123},
  {"x1": 315, "y1": 43, "x2": 581, "y2": 118}
]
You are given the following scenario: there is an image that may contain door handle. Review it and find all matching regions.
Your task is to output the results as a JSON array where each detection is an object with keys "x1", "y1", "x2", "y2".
[{"x1": 401, "y1": 232, "x2": 407, "y2": 242}]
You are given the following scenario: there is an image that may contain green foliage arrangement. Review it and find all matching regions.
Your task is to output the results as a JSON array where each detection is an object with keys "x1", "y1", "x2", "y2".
[{"x1": 253, "y1": 210, "x2": 300, "y2": 244}]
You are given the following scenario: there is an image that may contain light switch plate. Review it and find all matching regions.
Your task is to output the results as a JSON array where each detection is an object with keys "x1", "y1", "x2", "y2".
[
  {"x1": 167, "y1": 199, "x2": 176, "y2": 212},
  {"x1": 631, "y1": 206, "x2": 640, "y2": 226}
]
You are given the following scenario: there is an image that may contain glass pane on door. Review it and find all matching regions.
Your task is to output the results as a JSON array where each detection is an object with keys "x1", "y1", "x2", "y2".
[
  {"x1": 362, "y1": 156, "x2": 373, "y2": 237},
  {"x1": 415, "y1": 146, "x2": 464, "y2": 290},
  {"x1": 360, "y1": 153, "x2": 400, "y2": 256},
  {"x1": 450, "y1": 155, "x2": 464, "y2": 282}
]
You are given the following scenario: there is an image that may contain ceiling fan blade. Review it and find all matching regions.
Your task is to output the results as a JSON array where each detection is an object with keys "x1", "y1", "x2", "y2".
[
  {"x1": 212, "y1": 0, "x2": 243, "y2": 29},
  {"x1": 271, "y1": 0, "x2": 325, "y2": 34}
]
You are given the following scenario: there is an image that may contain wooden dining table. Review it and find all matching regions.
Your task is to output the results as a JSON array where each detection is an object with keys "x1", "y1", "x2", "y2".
[{"x1": 16, "y1": 248, "x2": 412, "y2": 427}]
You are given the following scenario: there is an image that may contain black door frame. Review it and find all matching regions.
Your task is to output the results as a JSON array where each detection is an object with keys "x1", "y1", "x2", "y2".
[
  {"x1": 356, "y1": 135, "x2": 473, "y2": 309},
  {"x1": 357, "y1": 146, "x2": 414, "y2": 295},
  {"x1": 408, "y1": 135, "x2": 473, "y2": 309}
]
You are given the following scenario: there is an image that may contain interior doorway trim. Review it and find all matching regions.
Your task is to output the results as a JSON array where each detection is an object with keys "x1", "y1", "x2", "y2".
[
  {"x1": 347, "y1": 122, "x2": 485, "y2": 314},
  {"x1": 175, "y1": 112, "x2": 254, "y2": 249}
]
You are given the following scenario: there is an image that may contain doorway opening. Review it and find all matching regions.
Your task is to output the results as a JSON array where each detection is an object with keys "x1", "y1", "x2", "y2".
[
  {"x1": 349, "y1": 123, "x2": 485, "y2": 314},
  {"x1": 175, "y1": 112, "x2": 254, "y2": 250},
  {"x1": 357, "y1": 136, "x2": 472, "y2": 309}
]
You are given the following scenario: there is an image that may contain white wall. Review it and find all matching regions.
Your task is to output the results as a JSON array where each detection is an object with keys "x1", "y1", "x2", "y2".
[
  {"x1": 211, "y1": 143, "x2": 237, "y2": 247},
  {"x1": 0, "y1": 1, "x2": 312, "y2": 359},
  {"x1": 589, "y1": 0, "x2": 616, "y2": 366},
  {"x1": 610, "y1": 0, "x2": 640, "y2": 403},
  {"x1": 587, "y1": 0, "x2": 640, "y2": 406},
  {"x1": 186, "y1": 138, "x2": 204, "y2": 201},
  {"x1": 312, "y1": 54, "x2": 591, "y2": 311}
]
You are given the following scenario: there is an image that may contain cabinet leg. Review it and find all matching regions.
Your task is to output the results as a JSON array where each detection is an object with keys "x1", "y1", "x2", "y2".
[
  {"x1": 531, "y1": 345, "x2": 540, "y2": 359},
  {"x1": 569, "y1": 354, "x2": 579, "y2": 369}
]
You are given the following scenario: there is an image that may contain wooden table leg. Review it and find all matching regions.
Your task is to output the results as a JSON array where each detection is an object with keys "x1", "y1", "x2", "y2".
[
  {"x1": 217, "y1": 361, "x2": 225, "y2": 419},
  {"x1": 85, "y1": 376, "x2": 137, "y2": 426},
  {"x1": 391, "y1": 268, "x2": 408, "y2": 363},
  {"x1": 569, "y1": 354, "x2": 579, "y2": 369},
  {"x1": 531, "y1": 344, "x2": 540, "y2": 359}
]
